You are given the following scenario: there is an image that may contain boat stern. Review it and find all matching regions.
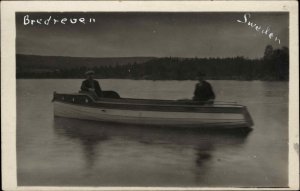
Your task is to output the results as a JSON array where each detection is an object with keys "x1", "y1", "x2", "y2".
[{"x1": 242, "y1": 106, "x2": 254, "y2": 127}]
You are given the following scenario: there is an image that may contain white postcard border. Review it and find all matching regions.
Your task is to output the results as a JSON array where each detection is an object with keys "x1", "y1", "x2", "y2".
[{"x1": 1, "y1": 1, "x2": 299, "y2": 190}]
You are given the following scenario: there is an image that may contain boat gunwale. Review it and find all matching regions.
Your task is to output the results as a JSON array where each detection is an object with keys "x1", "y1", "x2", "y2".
[
  {"x1": 53, "y1": 92, "x2": 245, "y2": 108},
  {"x1": 53, "y1": 100, "x2": 248, "y2": 116},
  {"x1": 53, "y1": 99, "x2": 246, "y2": 111}
]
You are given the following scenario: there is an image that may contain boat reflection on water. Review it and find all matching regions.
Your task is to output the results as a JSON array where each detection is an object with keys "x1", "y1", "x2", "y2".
[{"x1": 53, "y1": 117, "x2": 252, "y2": 179}]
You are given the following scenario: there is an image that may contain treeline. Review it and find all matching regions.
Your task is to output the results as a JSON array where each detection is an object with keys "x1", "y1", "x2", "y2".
[{"x1": 17, "y1": 45, "x2": 289, "y2": 81}]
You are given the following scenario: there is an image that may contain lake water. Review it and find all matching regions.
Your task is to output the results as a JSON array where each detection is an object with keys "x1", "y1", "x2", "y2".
[{"x1": 17, "y1": 79, "x2": 288, "y2": 187}]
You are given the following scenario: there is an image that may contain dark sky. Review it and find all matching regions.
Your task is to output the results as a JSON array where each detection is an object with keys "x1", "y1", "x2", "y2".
[{"x1": 16, "y1": 12, "x2": 288, "y2": 58}]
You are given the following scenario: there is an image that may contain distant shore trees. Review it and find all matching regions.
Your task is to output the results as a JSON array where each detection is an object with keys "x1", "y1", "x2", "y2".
[{"x1": 17, "y1": 45, "x2": 289, "y2": 81}]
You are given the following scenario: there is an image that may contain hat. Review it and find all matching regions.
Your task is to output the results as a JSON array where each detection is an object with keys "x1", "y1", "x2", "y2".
[{"x1": 85, "y1": 70, "x2": 95, "y2": 75}]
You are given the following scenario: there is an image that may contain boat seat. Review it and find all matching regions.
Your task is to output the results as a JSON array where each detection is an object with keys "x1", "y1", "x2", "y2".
[
  {"x1": 102, "y1": 91, "x2": 121, "y2": 99},
  {"x1": 78, "y1": 90, "x2": 121, "y2": 101}
]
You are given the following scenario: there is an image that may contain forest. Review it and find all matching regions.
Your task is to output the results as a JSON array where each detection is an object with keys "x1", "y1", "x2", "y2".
[{"x1": 16, "y1": 45, "x2": 289, "y2": 81}]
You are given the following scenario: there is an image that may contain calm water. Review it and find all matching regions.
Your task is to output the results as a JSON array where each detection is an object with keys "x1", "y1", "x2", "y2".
[{"x1": 17, "y1": 79, "x2": 288, "y2": 187}]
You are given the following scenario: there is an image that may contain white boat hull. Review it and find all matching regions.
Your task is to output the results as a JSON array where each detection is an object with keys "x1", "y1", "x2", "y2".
[{"x1": 54, "y1": 101, "x2": 250, "y2": 128}]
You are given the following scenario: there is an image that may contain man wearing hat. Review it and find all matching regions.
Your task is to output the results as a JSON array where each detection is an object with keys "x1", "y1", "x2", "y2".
[
  {"x1": 193, "y1": 72, "x2": 215, "y2": 104},
  {"x1": 81, "y1": 70, "x2": 103, "y2": 97}
]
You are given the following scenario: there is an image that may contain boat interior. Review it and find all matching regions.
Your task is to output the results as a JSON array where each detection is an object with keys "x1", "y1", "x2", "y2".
[{"x1": 54, "y1": 91, "x2": 244, "y2": 108}]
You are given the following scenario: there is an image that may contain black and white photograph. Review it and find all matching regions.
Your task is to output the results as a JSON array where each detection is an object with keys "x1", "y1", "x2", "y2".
[{"x1": 1, "y1": 1, "x2": 299, "y2": 190}]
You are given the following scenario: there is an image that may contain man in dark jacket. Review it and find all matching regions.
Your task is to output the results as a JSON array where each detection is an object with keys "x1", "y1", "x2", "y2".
[
  {"x1": 193, "y1": 72, "x2": 215, "y2": 104},
  {"x1": 81, "y1": 70, "x2": 103, "y2": 97}
]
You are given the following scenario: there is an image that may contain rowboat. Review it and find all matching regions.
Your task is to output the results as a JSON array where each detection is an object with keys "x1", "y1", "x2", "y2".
[{"x1": 52, "y1": 91, "x2": 254, "y2": 129}]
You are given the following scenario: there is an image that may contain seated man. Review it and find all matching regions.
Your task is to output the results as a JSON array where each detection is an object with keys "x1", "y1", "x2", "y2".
[
  {"x1": 193, "y1": 72, "x2": 215, "y2": 104},
  {"x1": 81, "y1": 70, "x2": 103, "y2": 97}
]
